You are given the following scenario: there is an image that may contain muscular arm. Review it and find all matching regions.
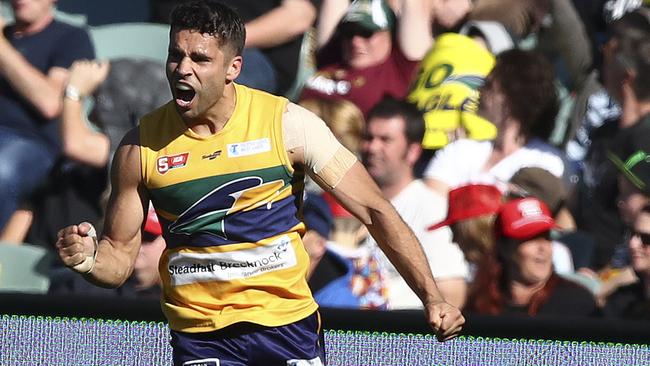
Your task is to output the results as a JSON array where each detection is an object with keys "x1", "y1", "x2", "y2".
[
  {"x1": 314, "y1": 160, "x2": 463, "y2": 336},
  {"x1": 245, "y1": 0, "x2": 317, "y2": 48},
  {"x1": 57, "y1": 128, "x2": 148, "y2": 288},
  {"x1": 0, "y1": 29, "x2": 67, "y2": 119},
  {"x1": 330, "y1": 163, "x2": 445, "y2": 305},
  {"x1": 284, "y1": 103, "x2": 464, "y2": 338}
]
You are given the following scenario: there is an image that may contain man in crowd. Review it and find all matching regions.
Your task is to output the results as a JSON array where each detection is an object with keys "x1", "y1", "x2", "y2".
[
  {"x1": 576, "y1": 8, "x2": 650, "y2": 269},
  {"x1": 0, "y1": 0, "x2": 94, "y2": 233},
  {"x1": 300, "y1": 0, "x2": 430, "y2": 115},
  {"x1": 361, "y1": 96, "x2": 469, "y2": 309}
]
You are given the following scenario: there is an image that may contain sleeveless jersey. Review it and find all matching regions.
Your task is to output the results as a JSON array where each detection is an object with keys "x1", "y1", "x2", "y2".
[{"x1": 139, "y1": 83, "x2": 318, "y2": 333}]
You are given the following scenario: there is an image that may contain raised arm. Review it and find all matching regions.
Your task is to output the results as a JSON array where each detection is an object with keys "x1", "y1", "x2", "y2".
[
  {"x1": 317, "y1": 0, "x2": 434, "y2": 57},
  {"x1": 60, "y1": 60, "x2": 111, "y2": 168},
  {"x1": 245, "y1": 0, "x2": 317, "y2": 48},
  {"x1": 397, "y1": 0, "x2": 433, "y2": 60},
  {"x1": 538, "y1": 0, "x2": 592, "y2": 91},
  {"x1": 316, "y1": 0, "x2": 349, "y2": 49},
  {"x1": 0, "y1": 15, "x2": 67, "y2": 119},
  {"x1": 56, "y1": 128, "x2": 148, "y2": 288},
  {"x1": 284, "y1": 103, "x2": 464, "y2": 339}
]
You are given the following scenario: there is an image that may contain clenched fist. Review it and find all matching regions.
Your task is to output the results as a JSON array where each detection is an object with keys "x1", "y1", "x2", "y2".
[
  {"x1": 425, "y1": 300, "x2": 465, "y2": 342},
  {"x1": 56, "y1": 222, "x2": 98, "y2": 273}
]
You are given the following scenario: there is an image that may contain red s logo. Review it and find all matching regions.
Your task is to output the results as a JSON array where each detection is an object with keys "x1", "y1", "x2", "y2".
[{"x1": 157, "y1": 153, "x2": 189, "y2": 174}]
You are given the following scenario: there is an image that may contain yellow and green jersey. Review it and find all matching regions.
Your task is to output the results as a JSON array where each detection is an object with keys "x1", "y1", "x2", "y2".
[
  {"x1": 139, "y1": 83, "x2": 317, "y2": 333},
  {"x1": 408, "y1": 33, "x2": 497, "y2": 149}
]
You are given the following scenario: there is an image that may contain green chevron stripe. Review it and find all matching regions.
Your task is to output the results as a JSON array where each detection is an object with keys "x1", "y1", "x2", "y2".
[{"x1": 149, "y1": 165, "x2": 292, "y2": 216}]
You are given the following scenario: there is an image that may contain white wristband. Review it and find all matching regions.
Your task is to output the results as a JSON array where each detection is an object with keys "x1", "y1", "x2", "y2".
[
  {"x1": 64, "y1": 84, "x2": 82, "y2": 101},
  {"x1": 71, "y1": 224, "x2": 98, "y2": 274}
]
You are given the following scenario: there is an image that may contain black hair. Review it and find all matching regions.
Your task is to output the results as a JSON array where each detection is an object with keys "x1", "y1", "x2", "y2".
[
  {"x1": 489, "y1": 49, "x2": 558, "y2": 141},
  {"x1": 609, "y1": 9, "x2": 650, "y2": 101},
  {"x1": 366, "y1": 96, "x2": 425, "y2": 145},
  {"x1": 170, "y1": 0, "x2": 246, "y2": 56}
]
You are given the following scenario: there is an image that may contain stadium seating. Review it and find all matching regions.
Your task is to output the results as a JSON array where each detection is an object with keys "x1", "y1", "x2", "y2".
[
  {"x1": 0, "y1": 243, "x2": 52, "y2": 294},
  {"x1": 89, "y1": 22, "x2": 170, "y2": 64}
]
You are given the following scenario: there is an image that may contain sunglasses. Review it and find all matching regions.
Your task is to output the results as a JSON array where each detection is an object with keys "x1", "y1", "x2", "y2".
[
  {"x1": 340, "y1": 26, "x2": 376, "y2": 39},
  {"x1": 630, "y1": 230, "x2": 650, "y2": 246}
]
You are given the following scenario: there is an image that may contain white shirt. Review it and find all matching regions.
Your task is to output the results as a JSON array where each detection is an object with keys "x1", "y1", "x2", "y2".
[
  {"x1": 423, "y1": 138, "x2": 565, "y2": 190},
  {"x1": 364, "y1": 180, "x2": 469, "y2": 309},
  {"x1": 552, "y1": 240, "x2": 575, "y2": 275}
]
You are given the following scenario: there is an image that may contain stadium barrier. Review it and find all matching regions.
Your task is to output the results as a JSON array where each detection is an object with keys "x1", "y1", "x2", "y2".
[{"x1": 1, "y1": 293, "x2": 648, "y2": 365}]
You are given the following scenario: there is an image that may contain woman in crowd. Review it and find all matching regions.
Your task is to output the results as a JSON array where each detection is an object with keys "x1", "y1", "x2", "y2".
[
  {"x1": 427, "y1": 184, "x2": 502, "y2": 282},
  {"x1": 466, "y1": 197, "x2": 598, "y2": 316},
  {"x1": 423, "y1": 49, "x2": 565, "y2": 195}
]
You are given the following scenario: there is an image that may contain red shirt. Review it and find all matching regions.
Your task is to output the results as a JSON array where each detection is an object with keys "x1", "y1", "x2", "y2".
[{"x1": 300, "y1": 46, "x2": 419, "y2": 116}]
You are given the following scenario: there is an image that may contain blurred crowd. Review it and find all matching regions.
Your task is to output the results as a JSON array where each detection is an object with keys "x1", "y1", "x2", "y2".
[{"x1": 1, "y1": 0, "x2": 650, "y2": 321}]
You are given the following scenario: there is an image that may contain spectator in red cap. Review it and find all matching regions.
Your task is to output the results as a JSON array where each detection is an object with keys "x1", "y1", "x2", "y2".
[
  {"x1": 466, "y1": 197, "x2": 598, "y2": 317},
  {"x1": 428, "y1": 184, "x2": 502, "y2": 271}
]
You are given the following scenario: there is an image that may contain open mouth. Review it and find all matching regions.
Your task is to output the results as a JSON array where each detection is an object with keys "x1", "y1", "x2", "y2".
[{"x1": 175, "y1": 83, "x2": 196, "y2": 109}]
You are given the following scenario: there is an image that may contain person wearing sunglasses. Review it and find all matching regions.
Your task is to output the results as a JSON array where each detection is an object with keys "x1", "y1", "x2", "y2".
[
  {"x1": 598, "y1": 148, "x2": 650, "y2": 307},
  {"x1": 603, "y1": 203, "x2": 650, "y2": 319},
  {"x1": 300, "y1": 0, "x2": 431, "y2": 116},
  {"x1": 575, "y1": 8, "x2": 650, "y2": 272}
]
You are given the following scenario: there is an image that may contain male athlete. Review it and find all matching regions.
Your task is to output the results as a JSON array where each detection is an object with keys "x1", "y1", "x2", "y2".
[{"x1": 55, "y1": 1, "x2": 464, "y2": 365}]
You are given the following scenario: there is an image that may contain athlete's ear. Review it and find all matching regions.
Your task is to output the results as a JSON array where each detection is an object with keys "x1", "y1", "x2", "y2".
[{"x1": 225, "y1": 55, "x2": 242, "y2": 82}]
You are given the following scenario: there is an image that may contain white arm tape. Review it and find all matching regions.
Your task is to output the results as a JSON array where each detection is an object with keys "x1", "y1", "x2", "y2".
[
  {"x1": 71, "y1": 224, "x2": 98, "y2": 274},
  {"x1": 283, "y1": 103, "x2": 344, "y2": 170}
]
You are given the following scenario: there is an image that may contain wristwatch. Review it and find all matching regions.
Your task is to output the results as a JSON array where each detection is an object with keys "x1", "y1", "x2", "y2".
[{"x1": 64, "y1": 84, "x2": 82, "y2": 101}]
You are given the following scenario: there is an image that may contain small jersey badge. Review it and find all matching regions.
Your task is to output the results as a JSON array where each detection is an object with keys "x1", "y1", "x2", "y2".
[
  {"x1": 227, "y1": 138, "x2": 271, "y2": 158},
  {"x1": 157, "y1": 152, "x2": 189, "y2": 174},
  {"x1": 202, "y1": 150, "x2": 222, "y2": 160}
]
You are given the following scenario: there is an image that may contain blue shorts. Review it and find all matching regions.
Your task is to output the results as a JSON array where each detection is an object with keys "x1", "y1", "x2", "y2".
[{"x1": 170, "y1": 312, "x2": 325, "y2": 366}]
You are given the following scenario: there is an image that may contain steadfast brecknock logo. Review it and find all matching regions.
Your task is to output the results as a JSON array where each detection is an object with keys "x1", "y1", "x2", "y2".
[{"x1": 167, "y1": 236, "x2": 296, "y2": 286}]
